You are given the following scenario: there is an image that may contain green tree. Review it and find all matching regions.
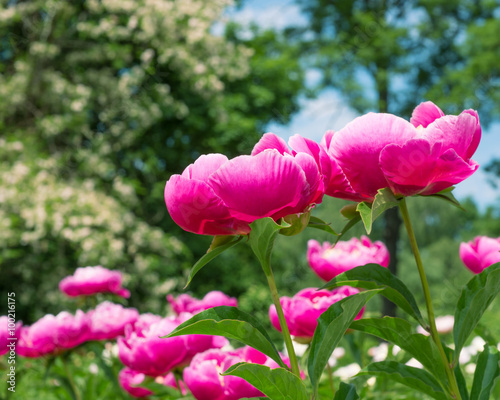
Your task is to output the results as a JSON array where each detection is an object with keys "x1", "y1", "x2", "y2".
[{"x1": 0, "y1": 0, "x2": 306, "y2": 321}]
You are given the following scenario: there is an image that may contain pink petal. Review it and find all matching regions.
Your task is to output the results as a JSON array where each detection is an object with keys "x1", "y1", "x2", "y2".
[
  {"x1": 251, "y1": 133, "x2": 292, "y2": 156},
  {"x1": 181, "y1": 154, "x2": 229, "y2": 181},
  {"x1": 461, "y1": 110, "x2": 481, "y2": 159},
  {"x1": 320, "y1": 130, "x2": 335, "y2": 151},
  {"x1": 208, "y1": 150, "x2": 309, "y2": 222},
  {"x1": 459, "y1": 242, "x2": 482, "y2": 274},
  {"x1": 165, "y1": 176, "x2": 250, "y2": 235},
  {"x1": 332, "y1": 113, "x2": 416, "y2": 199},
  {"x1": 420, "y1": 113, "x2": 478, "y2": 159},
  {"x1": 410, "y1": 101, "x2": 445, "y2": 127},
  {"x1": 380, "y1": 139, "x2": 478, "y2": 196}
]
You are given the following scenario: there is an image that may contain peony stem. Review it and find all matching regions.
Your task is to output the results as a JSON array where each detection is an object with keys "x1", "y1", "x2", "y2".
[
  {"x1": 61, "y1": 354, "x2": 81, "y2": 400},
  {"x1": 264, "y1": 267, "x2": 301, "y2": 378},
  {"x1": 399, "y1": 198, "x2": 461, "y2": 400}
]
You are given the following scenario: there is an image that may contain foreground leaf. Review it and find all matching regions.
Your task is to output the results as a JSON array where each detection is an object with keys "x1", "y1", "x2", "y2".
[
  {"x1": 308, "y1": 289, "x2": 382, "y2": 392},
  {"x1": 350, "y1": 317, "x2": 448, "y2": 384},
  {"x1": 163, "y1": 306, "x2": 285, "y2": 368},
  {"x1": 307, "y1": 215, "x2": 338, "y2": 236},
  {"x1": 185, "y1": 235, "x2": 243, "y2": 288},
  {"x1": 356, "y1": 361, "x2": 448, "y2": 400},
  {"x1": 333, "y1": 382, "x2": 359, "y2": 400},
  {"x1": 454, "y1": 263, "x2": 500, "y2": 364},
  {"x1": 321, "y1": 263, "x2": 425, "y2": 325},
  {"x1": 470, "y1": 346, "x2": 500, "y2": 400},
  {"x1": 248, "y1": 217, "x2": 289, "y2": 275},
  {"x1": 455, "y1": 364, "x2": 470, "y2": 400},
  {"x1": 222, "y1": 363, "x2": 308, "y2": 400},
  {"x1": 356, "y1": 188, "x2": 400, "y2": 234}
]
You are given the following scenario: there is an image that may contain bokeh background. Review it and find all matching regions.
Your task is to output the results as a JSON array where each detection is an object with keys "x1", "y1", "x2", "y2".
[{"x1": 1, "y1": 0, "x2": 500, "y2": 346}]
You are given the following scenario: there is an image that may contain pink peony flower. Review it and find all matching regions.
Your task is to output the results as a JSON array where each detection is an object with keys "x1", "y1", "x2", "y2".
[
  {"x1": 167, "y1": 291, "x2": 238, "y2": 315},
  {"x1": 269, "y1": 287, "x2": 363, "y2": 341},
  {"x1": 118, "y1": 367, "x2": 186, "y2": 398},
  {"x1": 184, "y1": 346, "x2": 292, "y2": 400},
  {"x1": 308, "y1": 236, "x2": 390, "y2": 282},
  {"x1": 118, "y1": 314, "x2": 227, "y2": 377},
  {"x1": 1, "y1": 316, "x2": 21, "y2": 356},
  {"x1": 132, "y1": 313, "x2": 163, "y2": 334},
  {"x1": 165, "y1": 144, "x2": 323, "y2": 235},
  {"x1": 87, "y1": 302, "x2": 139, "y2": 341},
  {"x1": 325, "y1": 101, "x2": 480, "y2": 200},
  {"x1": 459, "y1": 236, "x2": 500, "y2": 274},
  {"x1": 59, "y1": 266, "x2": 130, "y2": 298},
  {"x1": 17, "y1": 311, "x2": 90, "y2": 358}
]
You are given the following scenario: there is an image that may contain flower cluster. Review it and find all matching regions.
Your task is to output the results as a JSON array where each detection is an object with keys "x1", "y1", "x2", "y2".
[{"x1": 165, "y1": 101, "x2": 481, "y2": 235}]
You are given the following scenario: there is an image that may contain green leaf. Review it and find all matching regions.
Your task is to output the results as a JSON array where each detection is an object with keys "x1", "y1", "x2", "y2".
[
  {"x1": 340, "y1": 204, "x2": 359, "y2": 220},
  {"x1": 222, "y1": 363, "x2": 308, "y2": 400},
  {"x1": 350, "y1": 317, "x2": 448, "y2": 384},
  {"x1": 307, "y1": 215, "x2": 338, "y2": 236},
  {"x1": 371, "y1": 188, "x2": 400, "y2": 222},
  {"x1": 334, "y1": 213, "x2": 362, "y2": 245},
  {"x1": 184, "y1": 235, "x2": 243, "y2": 288},
  {"x1": 356, "y1": 361, "x2": 448, "y2": 400},
  {"x1": 333, "y1": 382, "x2": 360, "y2": 400},
  {"x1": 356, "y1": 201, "x2": 373, "y2": 234},
  {"x1": 455, "y1": 364, "x2": 470, "y2": 400},
  {"x1": 454, "y1": 263, "x2": 500, "y2": 364},
  {"x1": 320, "y1": 263, "x2": 425, "y2": 325},
  {"x1": 163, "y1": 306, "x2": 286, "y2": 368},
  {"x1": 356, "y1": 188, "x2": 400, "y2": 234},
  {"x1": 470, "y1": 346, "x2": 500, "y2": 400},
  {"x1": 248, "y1": 217, "x2": 288, "y2": 275},
  {"x1": 424, "y1": 186, "x2": 465, "y2": 211},
  {"x1": 308, "y1": 289, "x2": 382, "y2": 392}
]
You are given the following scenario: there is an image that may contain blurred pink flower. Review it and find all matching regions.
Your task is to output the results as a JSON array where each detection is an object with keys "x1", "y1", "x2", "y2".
[
  {"x1": 184, "y1": 346, "x2": 292, "y2": 400},
  {"x1": 17, "y1": 311, "x2": 89, "y2": 358},
  {"x1": 167, "y1": 291, "x2": 238, "y2": 315},
  {"x1": 132, "y1": 313, "x2": 163, "y2": 334},
  {"x1": 118, "y1": 367, "x2": 186, "y2": 398},
  {"x1": 165, "y1": 143, "x2": 323, "y2": 235},
  {"x1": 87, "y1": 302, "x2": 139, "y2": 341},
  {"x1": 308, "y1": 236, "x2": 389, "y2": 282},
  {"x1": 269, "y1": 287, "x2": 363, "y2": 341},
  {"x1": 1, "y1": 316, "x2": 21, "y2": 356},
  {"x1": 459, "y1": 236, "x2": 500, "y2": 274},
  {"x1": 59, "y1": 266, "x2": 130, "y2": 298},
  {"x1": 325, "y1": 101, "x2": 480, "y2": 200},
  {"x1": 118, "y1": 314, "x2": 227, "y2": 377}
]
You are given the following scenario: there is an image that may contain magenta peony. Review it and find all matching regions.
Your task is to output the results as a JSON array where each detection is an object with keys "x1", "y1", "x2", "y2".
[
  {"x1": 269, "y1": 287, "x2": 363, "y2": 341},
  {"x1": 167, "y1": 291, "x2": 238, "y2": 315},
  {"x1": 325, "y1": 101, "x2": 480, "y2": 200},
  {"x1": 118, "y1": 314, "x2": 227, "y2": 376},
  {"x1": 59, "y1": 265, "x2": 130, "y2": 298},
  {"x1": 165, "y1": 143, "x2": 323, "y2": 235},
  {"x1": 87, "y1": 302, "x2": 139, "y2": 341},
  {"x1": 17, "y1": 310, "x2": 89, "y2": 358},
  {"x1": 118, "y1": 367, "x2": 185, "y2": 398},
  {"x1": 1, "y1": 316, "x2": 21, "y2": 356},
  {"x1": 308, "y1": 236, "x2": 389, "y2": 282},
  {"x1": 184, "y1": 346, "x2": 292, "y2": 400},
  {"x1": 459, "y1": 236, "x2": 500, "y2": 274}
]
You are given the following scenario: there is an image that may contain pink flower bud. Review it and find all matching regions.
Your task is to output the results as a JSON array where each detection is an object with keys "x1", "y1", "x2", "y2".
[
  {"x1": 167, "y1": 291, "x2": 238, "y2": 315},
  {"x1": 307, "y1": 236, "x2": 389, "y2": 282},
  {"x1": 17, "y1": 310, "x2": 90, "y2": 357},
  {"x1": 459, "y1": 236, "x2": 500, "y2": 273},
  {"x1": 59, "y1": 266, "x2": 130, "y2": 298},
  {"x1": 87, "y1": 301, "x2": 139, "y2": 341},
  {"x1": 269, "y1": 287, "x2": 363, "y2": 341}
]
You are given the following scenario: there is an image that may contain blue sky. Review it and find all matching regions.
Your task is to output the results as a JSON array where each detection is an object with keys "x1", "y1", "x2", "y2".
[{"x1": 226, "y1": 0, "x2": 500, "y2": 210}]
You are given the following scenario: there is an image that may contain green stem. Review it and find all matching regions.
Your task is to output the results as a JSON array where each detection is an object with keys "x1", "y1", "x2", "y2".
[
  {"x1": 399, "y1": 198, "x2": 462, "y2": 400},
  {"x1": 61, "y1": 355, "x2": 81, "y2": 400},
  {"x1": 326, "y1": 363, "x2": 336, "y2": 397},
  {"x1": 264, "y1": 267, "x2": 301, "y2": 378}
]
